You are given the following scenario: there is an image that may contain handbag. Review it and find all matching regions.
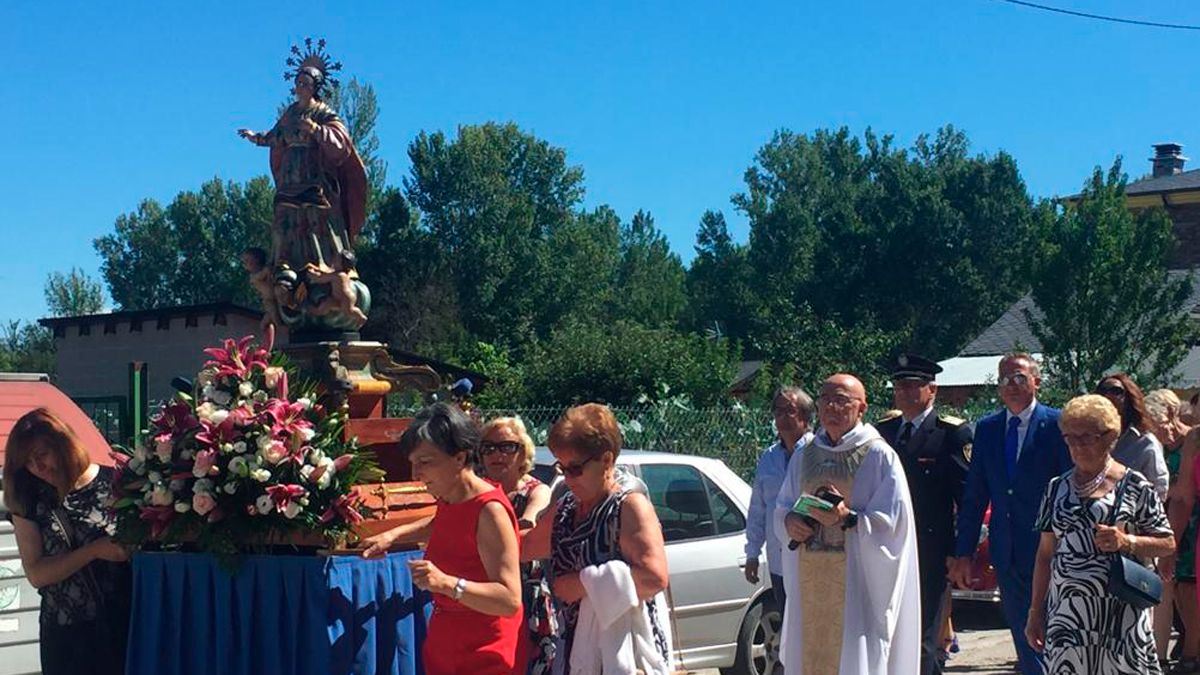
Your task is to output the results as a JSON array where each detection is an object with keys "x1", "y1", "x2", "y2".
[{"x1": 1103, "y1": 475, "x2": 1163, "y2": 610}]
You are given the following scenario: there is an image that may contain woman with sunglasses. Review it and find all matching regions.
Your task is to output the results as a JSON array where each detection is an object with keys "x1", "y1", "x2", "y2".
[
  {"x1": 362, "y1": 403, "x2": 522, "y2": 675},
  {"x1": 521, "y1": 404, "x2": 673, "y2": 672},
  {"x1": 1096, "y1": 374, "x2": 1169, "y2": 503},
  {"x1": 480, "y1": 417, "x2": 557, "y2": 675}
]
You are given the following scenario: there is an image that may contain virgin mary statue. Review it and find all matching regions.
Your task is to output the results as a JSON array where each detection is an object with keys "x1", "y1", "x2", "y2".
[{"x1": 238, "y1": 38, "x2": 370, "y2": 337}]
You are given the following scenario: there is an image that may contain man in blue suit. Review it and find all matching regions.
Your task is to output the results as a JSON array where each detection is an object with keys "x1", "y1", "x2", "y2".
[{"x1": 947, "y1": 353, "x2": 1071, "y2": 675}]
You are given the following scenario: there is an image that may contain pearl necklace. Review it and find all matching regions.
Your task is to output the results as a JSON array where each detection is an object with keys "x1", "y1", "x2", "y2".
[{"x1": 1071, "y1": 457, "x2": 1112, "y2": 498}]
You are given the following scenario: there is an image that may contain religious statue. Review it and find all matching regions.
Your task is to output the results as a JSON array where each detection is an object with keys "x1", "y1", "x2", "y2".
[{"x1": 238, "y1": 38, "x2": 370, "y2": 338}]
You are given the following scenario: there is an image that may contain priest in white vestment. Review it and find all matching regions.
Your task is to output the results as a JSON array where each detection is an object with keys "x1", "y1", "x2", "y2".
[{"x1": 772, "y1": 373, "x2": 921, "y2": 675}]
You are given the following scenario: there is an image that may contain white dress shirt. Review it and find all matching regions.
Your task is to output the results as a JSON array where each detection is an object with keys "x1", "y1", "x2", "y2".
[{"x1": 1005, "y1": 398, "x2": 1038, "y2": 462}]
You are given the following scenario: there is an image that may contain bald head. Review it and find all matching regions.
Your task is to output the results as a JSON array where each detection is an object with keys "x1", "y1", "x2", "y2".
[{"x1": 818, "y1": 373, "x2": 868, "y2": 443}]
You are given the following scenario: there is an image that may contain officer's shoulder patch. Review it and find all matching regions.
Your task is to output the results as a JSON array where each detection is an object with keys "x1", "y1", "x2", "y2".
[
  {"x1": 877, "y1": 409, "x2": 902, "y2": 423},
  {"x1": 938, "y1": 413, "x2": 966, "y2": 426}
]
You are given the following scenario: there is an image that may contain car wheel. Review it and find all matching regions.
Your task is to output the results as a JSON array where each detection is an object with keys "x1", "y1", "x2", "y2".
[{"x1": 722, "y1": 596, "x2": 782, "y2": 675}]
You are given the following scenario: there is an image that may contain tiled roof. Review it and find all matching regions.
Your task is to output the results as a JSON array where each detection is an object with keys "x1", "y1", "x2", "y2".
[
  {"x1": 959, "y1": 271, "x2": 1200, "y2": 358},
  {"x1": 1127, "y1": 169, "x2": 1200, "y2": 196},
  {"x1": 0, "y1": 379, "x2": 113, "y2": 468}
]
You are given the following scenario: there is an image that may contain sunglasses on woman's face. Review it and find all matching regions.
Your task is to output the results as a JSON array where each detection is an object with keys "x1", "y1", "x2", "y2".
[
  {"x1": 554, "y1": 455, "x2": 598, "y2": 477},
  {"x1": 480, "y1": 441, "x2": 522, "y2": 456}
]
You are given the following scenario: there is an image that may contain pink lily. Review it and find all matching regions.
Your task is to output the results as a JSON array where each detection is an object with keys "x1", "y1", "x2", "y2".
[
  {"x1": 320, "y1": 493, "x2": 365, "y2": 524},
  {"x1": 139, "y1": 506, "x2": 175, "y2": 539},
  {"x1": 151, "y1": 400, "x2": 199, "y2": 435},
  {"x1": 266, "y1": 484, "x2": 308, "y2": 509},
  {"x1": 192, "y1": 448, "x2": 218, "y2": 478},
  {"x1": 202, "y1": 336, "x2": 270, "y2": 380}
]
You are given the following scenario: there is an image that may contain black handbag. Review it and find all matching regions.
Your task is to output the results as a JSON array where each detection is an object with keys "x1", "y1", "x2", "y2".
[{"x1": 1103, "y1": 475, "x2": 1163, "y2": 610}]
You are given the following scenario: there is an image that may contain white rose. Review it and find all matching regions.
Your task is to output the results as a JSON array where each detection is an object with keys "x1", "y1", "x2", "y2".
[
  {"x1": 208, "y1": 409, "x2": 230, "y2": 426},
  {"x1": 232, "y1": 441, "x2": 248, "y2": 455},
  {"x1": 258, "y1": 441, "x2": 287, "y2": 466},
  {"x1": 282, "y1": 502, "x2": 302, "y2": 519},
  {"x1": 228, "y1": 456, "x2": 249, "y2": 477},
  {"x1": 300, "y1": 427, "x2": 316, "y2": 442},
  {"x1": 192, "y1": 493, "x2": 216, "y2": 516},
  {"x1": 250, "y1": 468, "x2": 272, "y2": 483},
  {"x1": 307, "y1": 448, "x2": 325, "y2": 464},
  {"x1": 155, "y1": 437, "x2": 173, "y2": 463},
  {"x1": 196, "y1": 369, "x2": 215, "y2": 388},
  {"x1": 238, "y1": 381, "x2": 255, "y2": 397},
  {"x1": 256, "y1": 434, "x2": 274, "y2": 451},
  {"x1": 210, "y1": 390, "x2": 232, "y2": 406},
  {"x1": 220, "y1": 443, "x2": 233, "y2": 455},
  {"x1": 150, "y1": 486, "x2": 172, "y2": 506},
  {"x1": 174, "y1": 501, "x2": 191, "y2": 514},
  {"x1": 296, "y1": 397, "x2": 312, "y2": 410},
  {"x1": 255, "y1": 495, "x2": 274, "y2": 515},
  {"x1": 196, "y1": 402, "x2": 217, "y2": 422},
  {"x1": 201, "y1": 384, "x2": 216, "y2": 400}
]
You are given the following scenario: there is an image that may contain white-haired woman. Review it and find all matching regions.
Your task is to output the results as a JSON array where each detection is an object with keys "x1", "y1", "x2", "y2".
[
  {"x1": 1147, "y1": 389, "x2": 1200, "y2": 672},
  {"x1": 481, "y1": 417, "x2": 556, "y2": 675},
  {"x1": 1026, "y1": 395, "x2": 1175, "y2": 673}
]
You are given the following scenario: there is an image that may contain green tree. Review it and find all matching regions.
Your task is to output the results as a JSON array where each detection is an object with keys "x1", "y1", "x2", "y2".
[
  {"x1": 611, "y1": 210, "x2": 687, "y2": 327},
  {"x1": 734, "y1": 125, "x2": 1039, "y2": 361},
  {"x1": 685, "y1": 210, "x2": 755, "y2": 340},
  {"x1": 1027, "y1": 159, "x2": 1196, "y2": 392},
  {"x1": 94, "y1": 177, "x2": 273, "y2": 310},
  {"x1": 539, "y1": 205, "x2": 621, "y2": 328},
  {"x1": 404, "y1": 122, "x2": 586, "y2": 345},
  {"x1": 357, "y1": 188, "x2": 464, "y2": 352},
  {"x1": 522, "y1": 320, "x2": 738, "y2": 407},
  {"x1": 0, "y1": 321, "x2": 54, "y2": 374},
  {"x1": 44, "y1": 267, "x2": 106, "y2": 317},
  {"x1": 325, "y1": 78, "x2": 388, "y2": 219}
]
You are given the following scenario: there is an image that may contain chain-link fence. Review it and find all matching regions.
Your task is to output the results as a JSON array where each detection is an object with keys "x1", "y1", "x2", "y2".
[{"x1": 388, "y1": 399, "x2": 778, "y2": 481}]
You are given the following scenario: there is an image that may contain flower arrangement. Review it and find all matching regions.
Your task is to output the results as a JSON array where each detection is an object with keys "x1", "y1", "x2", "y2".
[{"x1": 110, "y1": 336, "x2": 382, "y2": 556}]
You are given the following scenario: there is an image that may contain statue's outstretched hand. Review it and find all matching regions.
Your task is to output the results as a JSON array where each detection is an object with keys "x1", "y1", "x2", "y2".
[{"x1": 237, "y1": 128, "x2": 258, "y2": 143}]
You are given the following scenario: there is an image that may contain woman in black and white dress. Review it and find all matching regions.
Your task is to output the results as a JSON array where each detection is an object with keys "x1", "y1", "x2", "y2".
[{"x1": 1026, "y1": 394, "x2": 1175, "y2": 674}]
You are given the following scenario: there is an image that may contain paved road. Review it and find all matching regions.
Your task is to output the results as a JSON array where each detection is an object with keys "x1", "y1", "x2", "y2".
[{"x1": 693, "y1": 602, "x2": 1021, "y2": 675}]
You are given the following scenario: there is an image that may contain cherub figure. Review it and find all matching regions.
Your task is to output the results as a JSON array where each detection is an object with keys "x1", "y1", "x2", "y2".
[
  {"x1": 241, "y1": 247, "x2": 282, "y2": 334},
  {"x1": 304, "y1": 250, "x2": 367, "y2": 328}
]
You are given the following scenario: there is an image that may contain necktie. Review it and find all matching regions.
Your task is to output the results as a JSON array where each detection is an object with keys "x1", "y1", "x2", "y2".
[
  {"x1": 897, "y1": 422, "x2": 913, "y2": 453},
  {"x1": 1005, "y1": 416, "x2": 1022, "y2": 479}
]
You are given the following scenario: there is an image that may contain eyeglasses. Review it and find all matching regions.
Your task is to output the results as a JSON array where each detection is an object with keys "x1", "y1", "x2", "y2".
[
  {"x1": 1062, "y1": 432, "x2": 1109, "y2": 446},
  {"x1": 554, "y1": 455, "x2": 598, "y2": 477},
  {"x1": 998, "y1": 373, "x2": 1031, "y2": 387},
  {"x1": 480, "y1": 441, "x2": 522, "y2": 456},
  {"x1": 818, "y1": 395, "x2": 861, "y2": 408},
  {"x1": 772, "y1": 406, "x2": 799, "y2": 417},
  {"x1": 1097, "y1": 385, "x2": 1126, "y2": 398}
]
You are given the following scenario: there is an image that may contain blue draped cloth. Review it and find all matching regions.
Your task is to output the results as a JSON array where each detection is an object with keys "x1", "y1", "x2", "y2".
[{"x1": 126, "y1": 551, "x2": 431, "y2": 675}]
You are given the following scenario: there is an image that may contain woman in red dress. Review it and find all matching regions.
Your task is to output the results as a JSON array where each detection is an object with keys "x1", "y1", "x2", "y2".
[{"x1": 363, "y1": 403, "x2": 522, "y2": 675}]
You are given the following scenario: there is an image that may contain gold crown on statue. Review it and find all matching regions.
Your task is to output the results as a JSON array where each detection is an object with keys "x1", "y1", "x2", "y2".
[{"x1": 283, "y1": 37, "x2": 343, "y2": 93}]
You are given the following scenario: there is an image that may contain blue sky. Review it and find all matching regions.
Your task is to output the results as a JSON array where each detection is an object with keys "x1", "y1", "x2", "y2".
[{"x1": 3, "y1": 1, "x2": 1199, "y2": 324}]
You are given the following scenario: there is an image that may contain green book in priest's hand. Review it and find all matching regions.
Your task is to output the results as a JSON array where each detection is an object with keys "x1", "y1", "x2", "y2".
[{"x1": 792, "y1": 493, "x2": 835, "y2": 517}]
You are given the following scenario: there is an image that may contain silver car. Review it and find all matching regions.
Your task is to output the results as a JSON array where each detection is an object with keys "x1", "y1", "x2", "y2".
[{"x1": 533, "y1": 448, "x2": 781, "y2": 675}]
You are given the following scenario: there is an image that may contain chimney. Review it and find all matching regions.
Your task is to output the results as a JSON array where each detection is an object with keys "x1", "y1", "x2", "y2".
[{"x1": 1151, "y1": 143, "x2": 1188, "y2": 177}]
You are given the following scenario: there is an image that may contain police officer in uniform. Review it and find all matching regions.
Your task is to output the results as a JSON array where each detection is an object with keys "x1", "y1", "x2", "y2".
[{"x1": 876, "y1": 353, "x2": 972, "y2": 675}]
